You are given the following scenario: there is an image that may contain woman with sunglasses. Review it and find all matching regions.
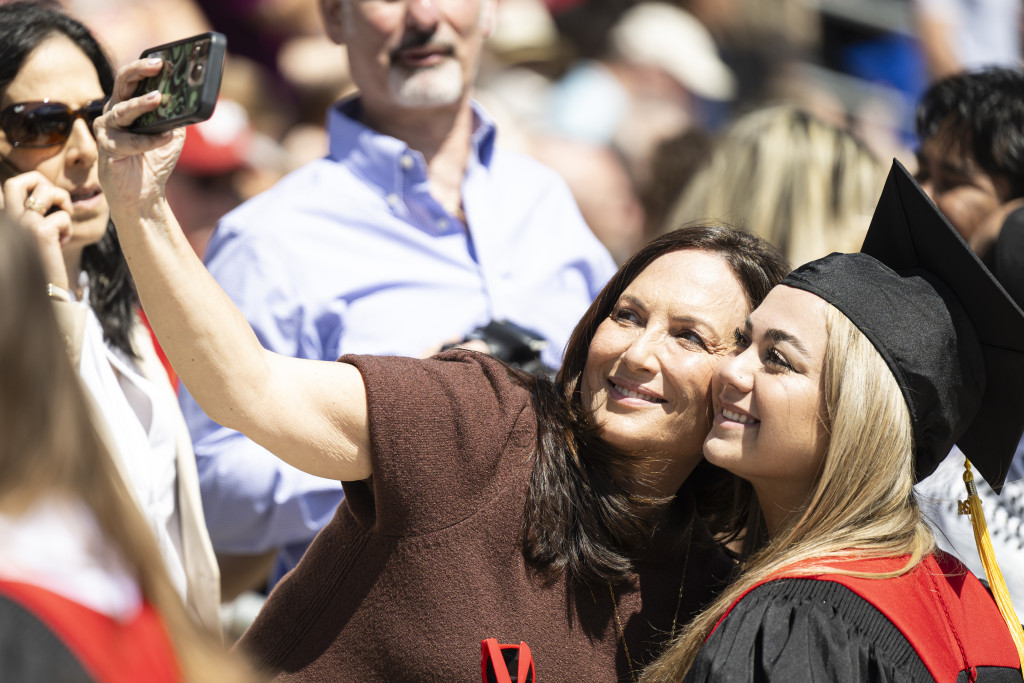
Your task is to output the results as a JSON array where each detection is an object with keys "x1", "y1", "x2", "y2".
[{"x1": 0, "y1": 1, "x2": 220, "y2": 634}]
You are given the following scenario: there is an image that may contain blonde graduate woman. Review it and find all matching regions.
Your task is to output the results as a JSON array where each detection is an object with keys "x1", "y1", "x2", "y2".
[
  {"x1": 642, "y1": 163, "x2": 1024, "y2": 682},
  {"x1": 93, "y1": 52, "x2": 792, "y2": 681}
]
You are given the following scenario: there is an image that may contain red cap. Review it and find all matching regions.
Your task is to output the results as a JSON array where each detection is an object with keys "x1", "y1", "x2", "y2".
[{"x1": 177, "y1": 99, "x2": 252, "y2": 176}]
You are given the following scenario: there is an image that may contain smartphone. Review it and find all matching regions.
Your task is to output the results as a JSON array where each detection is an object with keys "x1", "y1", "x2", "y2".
[{"x1": 129, "y1": 31, "x2": 226, "y2": 134}]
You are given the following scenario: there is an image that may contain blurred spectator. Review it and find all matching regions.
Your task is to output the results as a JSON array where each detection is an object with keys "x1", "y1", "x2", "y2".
[
  {"x1": 58, "y1": 0, "x2": 210, "y2": 68},
  {"x1": 913, "y1": 67, "x2": 1024, "y2": 621},
  {"x1": 0, "y1": 0, "x2": 219, "y2": 631},
  {"x1": 662, "y1": 104, "x2": 886, "y2": 266},
  {"x1": 914, "y1": 68, "x2": 1024, "y2": 269},
  {"x1": 0, "y1": 215, "x2": 251, "y2": 683},
  {"x1": 642, "y1": 127, "x2": 714, "y2": 240},
  {"x1": 683, "y1": 0, "x2": 819, "y2": 104},
  {"x1": 179, "y1": 0, "x2": 616, "y2": 594},
  {"x1": 913, "y1": 0, "x2": 1023, "y2": 81},
  {"x1": 546, "y1": 2, "x2": 736, "y2": 185}
]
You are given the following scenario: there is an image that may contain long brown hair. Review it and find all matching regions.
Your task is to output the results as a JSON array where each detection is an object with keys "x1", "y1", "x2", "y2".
[
  {"x1": 521, "y1": 224, "x2": 790, "y2": 584},
  {"x1": 641, "y1": 304, "x2": 932, "y2": 681},
  {"x1": 0, "y1": 217, "x2": 252, "y2": 682}
]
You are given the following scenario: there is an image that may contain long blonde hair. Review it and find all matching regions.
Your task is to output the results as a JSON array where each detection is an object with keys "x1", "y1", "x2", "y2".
[
  {"x1": 0, "y1": 218, "x2": 252, "y2": 682},
  {"x1": 664, "y1": 105, "x2": 885, "y2": 266},
  {"x1": 641, "y1": 303, "x2": 934, "y2": 681}
]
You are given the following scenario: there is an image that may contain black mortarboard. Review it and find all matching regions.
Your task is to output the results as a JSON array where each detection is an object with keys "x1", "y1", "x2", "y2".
[{"x1": 781, "y1": 160, "x2": 1024, "y2": 492}]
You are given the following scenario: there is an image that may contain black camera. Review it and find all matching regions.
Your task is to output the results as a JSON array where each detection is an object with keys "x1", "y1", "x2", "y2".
[{"x1": 444, "y1": 320, "x2": 554, "y2": 377}]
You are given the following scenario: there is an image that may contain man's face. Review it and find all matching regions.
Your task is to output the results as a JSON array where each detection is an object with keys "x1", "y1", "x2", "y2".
[
  {"x1": 915, "y1": 133, "x2": 1016, "y2": 244},
  {"x1": 323, "y1": 0, "x2": 493, "y2": 115}
]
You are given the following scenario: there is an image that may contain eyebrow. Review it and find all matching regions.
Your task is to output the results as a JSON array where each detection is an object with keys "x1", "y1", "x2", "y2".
[
  {"x1": 742, "y1": 318, "x2": 811, "y2": 356},
  {"x1": 620, "y1": 295, "x2": 722, "y2": 333}
]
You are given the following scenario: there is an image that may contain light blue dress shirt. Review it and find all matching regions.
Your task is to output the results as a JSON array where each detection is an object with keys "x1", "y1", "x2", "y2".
[{"x1": 179, "y1": 97, "x2": 617, "y2": 582}]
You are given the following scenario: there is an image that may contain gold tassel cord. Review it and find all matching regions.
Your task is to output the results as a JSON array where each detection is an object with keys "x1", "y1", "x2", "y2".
[{"x1": 958, "y1": 459, "x2": 1024, "y2": 672}]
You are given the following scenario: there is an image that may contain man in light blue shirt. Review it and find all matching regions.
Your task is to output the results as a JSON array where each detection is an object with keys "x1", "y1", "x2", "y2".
[{"x1": 180, "y1": 0, "x2": 616, "y2": 589}]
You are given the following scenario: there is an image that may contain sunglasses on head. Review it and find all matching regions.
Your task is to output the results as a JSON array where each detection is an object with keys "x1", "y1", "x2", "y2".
[{"x1": 0, "y1": 98, "x2": 108, "y2": 149}]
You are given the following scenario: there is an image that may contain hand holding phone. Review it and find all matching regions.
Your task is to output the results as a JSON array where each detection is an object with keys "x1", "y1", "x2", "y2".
[{"x1": 129, "y1": 32, "x2": 226, "y2": 135}]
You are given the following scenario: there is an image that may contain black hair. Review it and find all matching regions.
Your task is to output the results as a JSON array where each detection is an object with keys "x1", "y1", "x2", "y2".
[
  {"x1": 916, "y1": 67, "x2": 1024, "y2": 198},
  {"x1": 0, "y1": 1, "x2": 138, "y2": 357},
  {"x1": 521, "y1": 224, "x2": 790, "y2": 584}
]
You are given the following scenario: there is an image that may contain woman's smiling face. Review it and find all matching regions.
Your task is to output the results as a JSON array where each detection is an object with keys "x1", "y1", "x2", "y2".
[
  {"x1": 581, "y1": 249, "x2": 749, "y2": 490},
  {"x1": 704, "y1": 285, "x2": 831, "y2": 518}
]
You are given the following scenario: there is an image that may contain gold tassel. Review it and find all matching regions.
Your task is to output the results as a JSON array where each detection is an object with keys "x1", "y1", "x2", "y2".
[{"x1": 957, "y1": 459, "x2": 1024, "y2": 671}]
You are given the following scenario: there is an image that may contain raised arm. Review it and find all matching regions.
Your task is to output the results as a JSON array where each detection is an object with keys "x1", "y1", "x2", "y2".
[{"x1": 94, "y1": 57, "x2": 371, "y2": 482}]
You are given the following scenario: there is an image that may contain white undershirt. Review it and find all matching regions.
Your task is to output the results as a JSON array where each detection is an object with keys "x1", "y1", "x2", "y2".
[
  {"x1": 0, "y1": 496, "x2": 142, "y2": 620},
  {"x1": 73, "y1": 295, "x2": 187, "y2": 604}
]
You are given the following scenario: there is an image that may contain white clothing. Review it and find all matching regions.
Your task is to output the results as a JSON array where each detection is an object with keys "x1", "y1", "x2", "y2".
[
  {"x1": 0, "y1": 496, "x2": 142, "y2": 620},
  {"x1": 916, "y1": 446, "x2": 1024, "y2": 622},
  {"x1": 74, "y1": 300, "x2": 188, "y2": 604}
]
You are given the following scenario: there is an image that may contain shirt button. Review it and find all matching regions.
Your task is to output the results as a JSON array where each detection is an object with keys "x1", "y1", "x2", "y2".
[
  {"x1": 400, "y1": 154, "x2": 414, "y2": 170},
  {"x1": 436, "y1": 218, "x2": 449, "y2": 230},
  {"x1": 386, "y1": 193, "x2": 400, "y2": 208}
]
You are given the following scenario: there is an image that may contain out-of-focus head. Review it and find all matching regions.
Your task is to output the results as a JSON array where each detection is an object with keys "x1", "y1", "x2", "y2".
[
  {"x1": 559, "y1": 225, "x2": 788, "y2": 486},
  {"x1": 0, "y1": 1, "x2": 112, "y2": 251},
  {"x1": 915, "y1": 68, "x2": 1024, "y2": 243},
  {"x1": 319, "y1": 0, "x2": 495, "y2": 116},
  {"x1": 665, "y1": 104, "x2": 885, "y2": 266}
]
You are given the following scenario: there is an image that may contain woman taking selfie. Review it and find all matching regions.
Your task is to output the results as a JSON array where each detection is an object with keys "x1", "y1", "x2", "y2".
[
  {"x1": 93, "y1": 54, "x2": 789, "y2": 679},
  {"x1": 642, "y1": 162, "x2": 1024, "y2": 681},
  {"x1": 0, "y1": 1, "x2": 219, "y2": 631}
]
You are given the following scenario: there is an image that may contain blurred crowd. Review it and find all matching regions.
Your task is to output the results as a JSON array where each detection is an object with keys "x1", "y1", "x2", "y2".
[{"x1": 51, "y1": 0, "x2": 1022, "y2": 265}]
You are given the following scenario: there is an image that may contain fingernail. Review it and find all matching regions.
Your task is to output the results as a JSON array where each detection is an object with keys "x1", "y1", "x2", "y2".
[
  {"x1": 146, "y1": 90, "x2": 161, "y2": 101},
  {"x1": 147, "y1": 57, "x2": 162, "y2": 66}
]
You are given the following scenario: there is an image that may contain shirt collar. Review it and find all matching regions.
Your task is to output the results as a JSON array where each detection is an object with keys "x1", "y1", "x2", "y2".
[{"x1": 326, "y1": 95, "x2": 497, "y2": 190}]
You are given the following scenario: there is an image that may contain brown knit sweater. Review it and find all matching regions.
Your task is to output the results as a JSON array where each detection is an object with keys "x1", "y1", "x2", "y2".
[{"x1": 238, "y1": 351, "x2": 734, "y2": 681}]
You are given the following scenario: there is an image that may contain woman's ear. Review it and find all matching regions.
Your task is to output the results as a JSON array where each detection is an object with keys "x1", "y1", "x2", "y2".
[{"x1": 321, "y1": 0, "x2": 348, "y2": 45}]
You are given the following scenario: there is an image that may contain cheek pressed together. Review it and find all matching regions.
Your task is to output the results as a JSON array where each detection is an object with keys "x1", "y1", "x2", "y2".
[{"x1": 704, "y1": 285, "x2": 831, "y2": 525}]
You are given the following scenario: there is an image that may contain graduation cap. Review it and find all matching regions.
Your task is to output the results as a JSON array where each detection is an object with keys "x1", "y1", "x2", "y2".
[{"x1": 781, "y1": 159, "x2": 1024, "y2": 492}]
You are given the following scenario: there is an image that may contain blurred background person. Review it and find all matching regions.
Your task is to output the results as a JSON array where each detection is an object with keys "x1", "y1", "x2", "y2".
[
  {"x1": 662, "y1": 104, "x2": 886, "y2": 266},
  {"x1": 0, "y1": 0, "x2": 220, "y2": 631},
  {"x1": 545, "y1": 1, "x2": 736, "y2": 186},
  {"x1": 913, "y1": 0, "x2": 1022, "y2": 81},
  {"x1": 0, "y1": 215, "x2": 250, "y2": 682},
  {"x1": 914, "y1": 67, "x2": 1024, "y2": 270},
  {"x1": 912, "y1": 65, "x2": 1024, "y2": 623}
]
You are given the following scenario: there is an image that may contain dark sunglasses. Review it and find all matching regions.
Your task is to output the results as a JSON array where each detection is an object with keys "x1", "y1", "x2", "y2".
[{"x1": 0, "y1": 98, "x2": 108, "y2": 148}]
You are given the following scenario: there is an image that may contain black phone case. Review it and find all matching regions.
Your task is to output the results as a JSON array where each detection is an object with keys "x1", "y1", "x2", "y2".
[{"x1": 129, "y1": 31, "x2": 226, "y2": 134}]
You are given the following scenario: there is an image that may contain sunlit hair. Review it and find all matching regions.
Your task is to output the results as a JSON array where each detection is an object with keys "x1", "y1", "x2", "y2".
[
  {"x1": 521, "y1": 224, "x2": 790, "y2": 584},
  {"x1": 664, "y1": 105, "x2": 885, "y2": 266},
  {"x1": 0, "y1": 217, "x2": 249, "y2": 681},
  {"x1": 641, "y1": 302, "x2": 933, "y2": 681}
]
